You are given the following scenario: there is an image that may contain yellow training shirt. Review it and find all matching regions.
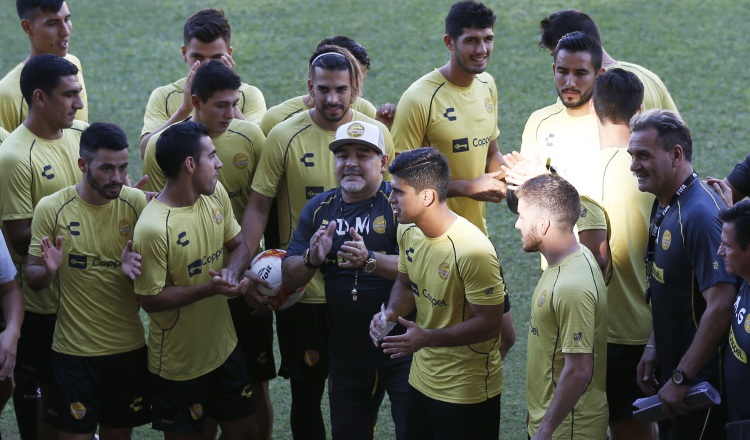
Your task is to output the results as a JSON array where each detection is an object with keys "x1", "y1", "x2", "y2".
[{"x1": 260, "y1": 95, "x2": 377, "y2": 136}]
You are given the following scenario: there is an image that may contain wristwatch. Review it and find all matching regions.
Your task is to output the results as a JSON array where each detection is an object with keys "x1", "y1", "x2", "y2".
[
  {"x1": 362, "y1": 251, "x2": 377, "y2": 273},
  {"x1": 671, "y1": 369, "x2": 688, "y2": 385},
  {"x1": 302, "y1": 248, "x2": 320, "y2": 269}
]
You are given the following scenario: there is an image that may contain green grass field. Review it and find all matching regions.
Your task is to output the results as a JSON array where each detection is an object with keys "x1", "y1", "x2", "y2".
[{"x1": 1, "y1": 0, "x2": 749, "y2": 438}]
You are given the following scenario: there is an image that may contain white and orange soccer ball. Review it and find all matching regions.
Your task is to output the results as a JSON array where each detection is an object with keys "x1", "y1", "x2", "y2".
[{"x1": 250, "y1": 249, "x2": 305, "y2": 310}]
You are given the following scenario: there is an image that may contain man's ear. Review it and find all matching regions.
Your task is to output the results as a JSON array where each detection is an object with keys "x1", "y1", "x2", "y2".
[
  {"x1": 443, "y1": 34, "x2": 454, "y2": 50},
  {"x1": 77, "y1": 157, "x2": 87, "y2": 173},
  {"x1": 181, "y1": 45, "x2": 188, "y2": 63},
  {"x1": 21, "y1": 18, "x2": 33, "y2": 36}
]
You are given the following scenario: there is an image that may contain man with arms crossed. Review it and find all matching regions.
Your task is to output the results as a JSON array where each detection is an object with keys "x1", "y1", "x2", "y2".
[
  {"x1": 134, "y1": 121, "x2": 256, "y2": 438},
  {"x1": 141, "y1": 59, "x2": 273, "y2": 440},
  {"x1": 0, "y1": 0, "x2": 88, "y2": 132},
  {"x1": 630, "y1": 110, "x2": 735, "y2": 439},
  {"x1": 25, "y1": 123, "x2": 150, "y2": 439},
  {"x1": 591, "y1": 69, "x2": 657, "y2": 439},
  {"x1": 243, "y1": 45, "x2": 395, "y2": 440},
  {"x1": 283, "y1": 121, "x2": 409, "y2": 439},
  {"x1": 516, "y1": 174, "x2": 608, "y2": 439},
  {"x1": 371, "y1": 147, "x2": 505, "y2": 440},
  {"x1": 0, "y1": 53, "x2": 85, "y2": 440},
  {"x1": 140, "y1": 8, "x2": 265, "y2": 157},
  {"x1": 391, "y1": 0, "x2": 516, "y2": 360}
]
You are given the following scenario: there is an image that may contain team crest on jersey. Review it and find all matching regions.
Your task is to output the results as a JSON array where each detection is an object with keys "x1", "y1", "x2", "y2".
[
  {"x1": 189, "y1": 404, "x2": 203, "y2": 420},
  {"x1": 745, "y1": 315, "x2": 750, "y2": 333},
  {"x1": 485, "y1": 287, "x2": 494, "y2": 295},
  {"x1": 304, "y1": 349, "x2": 320, "y2": 366},
  {"x1": 662, "y1": 230, "x2": 672, "y2": 250},
  {"x1": 233, "y1": 153, "x2": 249, "y2": 170},
  {"x1": 347, "y1": 122, "x2": 365, "y2": 137},
  {"x1": 70, "y1": 402, "x2": 86, "y2": 420},
  {"x1": 437, "y1": 262, "x2": 450, "y2": 280},
  {"x1": 484, "y1": 97, "x2": 494, "y2": 113},
  {"x1": 118, "y1": 219, "x2": 131, "y2": 237},
  {"x1": 211, "y1": 207, "x2": 223, "y2": 225},
  {"x1": 373, "y1": 215, "x2": 386, "y2": 234},
  {"x1": 574, "y1": 332, "x2": 582, "y2": 342},
  {"x1": 537, "y1": 290, "x2": 547, "y2": 307}
]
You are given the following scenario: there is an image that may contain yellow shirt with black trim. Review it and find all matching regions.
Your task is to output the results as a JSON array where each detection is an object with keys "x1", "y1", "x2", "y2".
[
  {"x1": 0, "y1": 121, "x2": 87, "y2": 314},
  {"x1": 597, "y1": 148, "x2": 653, "y2": 344},
  {"x1": 141, "y1": 77, "x2": 266, "y2": 136},
  {"x1": 520, "y1": 106, "x2": 599, "y2": 193},
  {"x1": 251, "y1": 110, "x2": 395, "y2": 304},
  {"x1": 142, "y1": 118, "x2": 264, "y2": 221},
  {"x1": 0, "y1": 54, "x2": 88, "y2": 132},
  {"x1": 259, "y1": 95, "x2": 377, "y2": 136},
  {"x1": 527, "y1": 246, "x2": 608, "y2": 439},
  {"x1": 397, "y1": 217, "x2": 505, "y2": 404},
  {"x1": 134, "y1": 182, "x2": 240, "y2": 380},
  {"x1": 391, "y1": 69, "x2": 500, "y2": 235},
  {"x1": 29, "y1": 186, "x2": 147, "y2": 356}
]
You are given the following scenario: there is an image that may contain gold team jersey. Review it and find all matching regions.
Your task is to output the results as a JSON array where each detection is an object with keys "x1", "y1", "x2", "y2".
[
  {"x1": 251, "y1": 109, "x2": 395, "y2": 304},
  {"x1": 29, "y1": 186, "x2": 147, "y2": 355},
  {"x1": 391, "y1": 70, "x2": 500, "y2": 235},
  {"x1": 0, "y1": 54, "x2": 88, "y2": 132},
  {"x1": 134, "y1": 182, "x2": 240, "y2": 380},
  {"x1": 142, "y1": 118, "x2": 264, "y2": 221},
  {"x1": 527, "y1": 246, "x2": 608, "y2": 439},
  {"x1": 520, "y1": 106, "x2": 599, "y2": 193},
  {"x1": 397, "y1": 218, "x2": 506, "y2": 404},
  {"x1": 259, "y1": 95, "x2": 377, "y2": 136},
  {"x1": 597, "y1": 148, "x2": 653, "y2": 344},
  {"x1": 141, "y1": 77, "x2": 266, "y2": 137},
  {"x1": 0, "y1": 121, "x2": 87, "y2": 314}
]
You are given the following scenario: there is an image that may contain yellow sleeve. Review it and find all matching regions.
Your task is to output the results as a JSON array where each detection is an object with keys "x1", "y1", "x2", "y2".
[
  {"x1": 0, "y1": 150, "x2": 33, "y2": 221},
  {"x1": 249, "y1": 124, "x2": 265, "y2": 172},
  {"x1": 28, "y1": 193, "x2": 58, "y2": 258},
  {"x1": 487, "y1": 74, "x2": 501, "y2": 141},
  {"x1": 461, "y1": 245, "x2": 506, "y2": 306},
  {"x1": 391, "y1": 89, "x2": 428, "y2": 153},
  {"x1": 250, "y1": 127, "x2": 286, "y2": 198},
  {"x1": 239, "y1": 84, "x2": 267, "y2": 125},
  {"x1": 133, "y1": 219, "x2": 169, "y2": 296},
  {"x1": 215, "y1": 183, "x2": 242, "y2": 242},
  {"x1": 0, "y1": 70, "x2": 21, "y2": 132},
  {"x1": 577, "y1": 196, "x2": 608, "y2": 232},
  {"x1": 141, "y1": 87, "x2": 171, "y2": 137},
  {"x1": 142, "y1": 132, "x2": 166, "y2": 193}
]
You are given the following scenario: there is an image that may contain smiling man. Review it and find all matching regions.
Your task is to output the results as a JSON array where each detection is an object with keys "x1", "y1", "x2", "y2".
[
  {"x1": 628, "y1": 109, "x2": 735, "y2": 439},
  {"x1": 520, "y1": 31, "x2": 605, "y2": 193},
  {"x1": 0, "y1": 53, "x2": 86, "y2": 440},
  {"x1": 0, "y1": 0, "x2": 88, "y2": 132}
]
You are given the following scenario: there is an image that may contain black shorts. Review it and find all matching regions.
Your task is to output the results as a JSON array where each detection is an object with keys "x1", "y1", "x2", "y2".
[
  {"x1": 328, "y1": 360, "x2": 410, "y2": 439},
  {"x1": 14, "y1": 311, "x2": 56, "y2": 383},
  {"x1": 404, "y1": 384, "x2": 500, "y2": 440},
  {"x1": 150, "y1": 346, "x2": 254, "y2": 434},
  {"x1": 275, "y1": 303, "x2": 331, "y2": 381},
  {"x1": 658, "y1": 400, "x2": 728, "y2": 440},
  {"x1": 503, "y1": 294, "x2": 511, "y2": 313},
  {"x1": 606, "y1": 343, "x2": 648, "y2": 420},
  {"x1": 46, "y1": 346, "x2": 151, "y2": 433},
  {"x1": 228, "y1": 297, "x2": 277, "y2": 383}
]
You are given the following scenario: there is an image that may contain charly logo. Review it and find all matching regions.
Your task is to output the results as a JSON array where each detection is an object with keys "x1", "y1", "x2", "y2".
[
  {"x1": 118, "y1": 219, "x2": 131, "y2": 237},
  {"x1": 241, "y1": 384, "x2": 253, "y2": 398},
  {"x1": 662, "y1": 230, "x2": 672, "y2": 250},
  {"x1": 372, "y1": 215, "x2": 386, "y2": 234},
  {"x1": 346, "y1": 122, "x2": 365, "y2": 137},
  {"x1": 67, "y1": 221, "x2": 81, "y2": 236},
  {"x1": 537, "y1": 290, "x2": 548, "y2": 307},
  {"x1": 130, "y1": 397, "x2": 143, "y2": 412},
  {"x1": 405, "y1": 247, "x2": 415, "y2": 263},
  {"x1": 70, "y1": 402, "x2": 86, "y2": 420},
  {"x1": 300, "y1": 152, "x2": 315, "y2": 167},
  {"x1": 484, "y1": 97, "x2": 494, "y2": 113},
  {"x1": 233, "y1": 153, "x2": 249, "y2": 170},
  {"x1": 41, "y1": 164, "x2": 55, "y2": 180},
  {"x1": 177, "y1": 231, "x2": 190, "y2": 247},
  {"x1": 443, "y1": 107, "x2": 457, "y2": 121},
  {"x1": 580, "y1": 208, "x2": 588, "y2": 218},
  {"x1": 437, "y1": 262, "x2": 450, "y2": 280}
]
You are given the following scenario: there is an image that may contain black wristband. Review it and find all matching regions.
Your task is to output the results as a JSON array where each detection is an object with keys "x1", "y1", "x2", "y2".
[{"x1": 506, "y1": 188, "x2": 519, "y2": 215}]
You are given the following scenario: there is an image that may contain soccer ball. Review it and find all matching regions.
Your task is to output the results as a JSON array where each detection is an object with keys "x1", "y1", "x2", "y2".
[{"x1": 249, "y1": 249, "x2": 305, "y2": 310}]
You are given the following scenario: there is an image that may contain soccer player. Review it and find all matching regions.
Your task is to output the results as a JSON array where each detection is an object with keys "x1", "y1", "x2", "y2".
[
  {"x1": 538, "y1": 9, "x2": 678, "y2": 113},
  {"x1": 242, "y1": 44, "x2": 395, "y2": 440},
  {"x1": 390, "y1": 0, "x2": 517, "y2": 361},
  {"x1": 142, "y1": 59, "x2": 273, "y2": 440},
  {"x1": 591, "y1": 69, "x2": 657, "y2": 439},
  {"x1": 283, "y1": 121, "x2": 410, "y2": 439},
  {"x1": 717, "y1": 201, "x2": 750, "y2": 427},
  {"x1": 0, "y1": 53, "x2": 86, "y2": 440},
  {"x1": 139, "y1": 8, "x2": 266, "y2": 157},
  {"x1": 25, "y1": 122, "x2": 150, "y2": 438},
  {"x1": 515, "y1": 174, "x2": 608, "y2": 439},
  {"x1": 371, "y1": 147, "x2": 506, "y2": 440},
  {"x1": 259, "y1": 36, "x2": 383, "y2": 136},
  {"x1": 0, "y1": 231, "x2": 24, "y2": 422},
  {"x1": 134, "y1": 121, "x2": 256, "y2": 438},
  {"x1": 630, "y1": 110, "x2": 736, "y2": 439},
  {"x1": 0, "y1": 0, "x2": 87, "y2": 132},
  {"x1": 520, "y1": 31, "x2": 604, "y2": 192}
]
